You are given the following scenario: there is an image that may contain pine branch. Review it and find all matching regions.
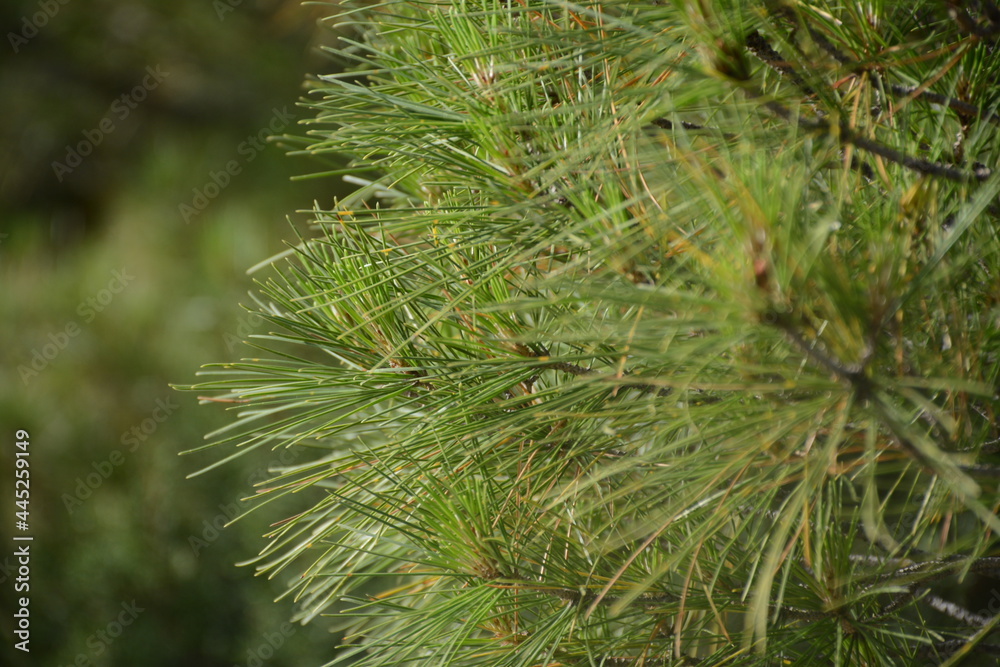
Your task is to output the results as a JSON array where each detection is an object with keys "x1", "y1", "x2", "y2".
[
  {"x1": 863, "y1": 556, "x2": 1000, "y2": 587},
  {"x1": 744, "y1": 30, "x2": 814, "y2": 95},
  {"x1": 738, "y1": 24, "x2": 996, "y2": 181},
  {"x1": 766, "y1": 9, "x2": 1000, "y2": 124},
  {"x1": 925, "y1": 595, "x2": 993, "y2": 627},
  {"x1": 185, "y1": 2, "x2": 1000, "y2": 665},
  {"x1": 767, "y1": 310, "x2": 874, "y2": 398},
  {"x1": 748, "y1": 92, "x2": 992, "y2": 183},
  {"x1": 947, "y1": 3, "x2": 1000, "y2": 39}
]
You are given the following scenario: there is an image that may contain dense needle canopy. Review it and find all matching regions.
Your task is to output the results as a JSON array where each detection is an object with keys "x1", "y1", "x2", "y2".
[{"x1": 184, "y1": 1, "x2": 1000, "y2": 665}]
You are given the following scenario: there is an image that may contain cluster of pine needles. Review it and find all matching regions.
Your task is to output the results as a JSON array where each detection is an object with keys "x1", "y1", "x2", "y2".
[{"x1": 182, "y1": 1, "x2": 1000, "y2": 665}]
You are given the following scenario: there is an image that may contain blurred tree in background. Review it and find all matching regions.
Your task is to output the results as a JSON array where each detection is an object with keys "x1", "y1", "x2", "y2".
[
  {"x1": 188, "y1": 1, "x2": 1000, "y2": 666},
  {"x1": 0, "y1": 1, "x2": 353, "y2": 665}
]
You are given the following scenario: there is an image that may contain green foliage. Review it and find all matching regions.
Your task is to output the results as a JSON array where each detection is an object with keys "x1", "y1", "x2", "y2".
[{"x1": 186, "y1": 1, "x2": 1000, "y2": 664}]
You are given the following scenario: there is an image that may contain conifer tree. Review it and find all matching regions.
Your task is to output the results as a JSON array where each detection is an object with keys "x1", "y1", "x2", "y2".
[{"x1": 184, "y1": 1, "x2": 1000, "y2": 664}]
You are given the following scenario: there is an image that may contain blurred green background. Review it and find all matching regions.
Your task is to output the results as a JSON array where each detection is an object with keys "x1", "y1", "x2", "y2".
[{"x1": 0, "y1": 1, "x2": 351, "y2": 664}]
